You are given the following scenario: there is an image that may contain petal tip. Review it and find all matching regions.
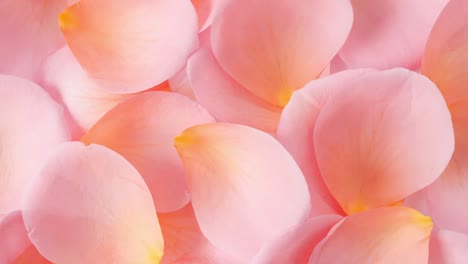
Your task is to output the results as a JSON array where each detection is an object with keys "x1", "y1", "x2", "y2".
[
  {"x1": 58, "y1": 9, "x2": 77, "y2": 30},
  {"x1": 173, "y1": 132, "x2": 194, "y2": 149}
]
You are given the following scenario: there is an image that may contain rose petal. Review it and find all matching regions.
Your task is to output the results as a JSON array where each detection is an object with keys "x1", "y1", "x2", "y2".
[
  {"x1": 0, "y1": 0, "x2": 68, "y2": 79},
  {"x1": 174, "y1": 123, "x2": 310, "y2": 259},
  {"x1": 309, "y1": 207, "x2": 433, "y2": 264},
  {"x1": 0, "y1": 211, "x2": 51, "y2": 264},
  {"x1": 0, "y1": 75, "x2": 70, "y2": 215},
  {"x1": 339, "y1": 0, "x2": 449, "y2": 70},
  {"x1": 81, "y1": 92, "x2": 215, "y2": 212},
  {"x1": 314, "y1": 69, "x2": 453, "y2": 214},
  {"x1": 430, "y1": 229, "x2": 468, "y2": 264},
  {"x1": 22, "y1": 142, "x2": 164, "y2": 264},
  {"x1": 211, "y1": 0, "x2": 353, "y2": 107},
  {"x1": 60, "y1": 0, "x2": 198, "y2": 93}
]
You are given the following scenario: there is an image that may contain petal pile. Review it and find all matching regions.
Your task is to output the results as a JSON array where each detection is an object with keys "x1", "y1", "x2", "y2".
[{"x1": 1, "y1": 0, "x2": 467, "y2": 263}]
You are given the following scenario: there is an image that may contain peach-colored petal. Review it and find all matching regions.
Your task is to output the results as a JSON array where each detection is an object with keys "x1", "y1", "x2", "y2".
[
  {"x1": 277, "y1": 69, "x2": 372, "y2": 216},
  {"x1": 314, "y1": 69, "x2": 453, "y2": 214},
  {"x1": 420, "y1": 0, "x2": 468, "y2": 234},
  {"x1": 0, "y1": 211, "x2": 51, "y2": 264},
  {"x1": 22, "y1": 142, "x2": 164, "y2": 264},
  {"x1": 0, "y1": 75, "x2": 70, "y2": 215},
  {"x1": 309, "y1": 207, "x2": 433, "y2": 264},
  {"x1": 187, "y1": 48, "x2": 282, "y2": 133},
  {"x1": 211, "y1": 0, "x2": 353, "y2": 107},
  {"x1": 81, "y1": 92, "x2": 215, "y2": 212},
  {"x1": 430, "y1": 229, "x2": 468, "y2": 264},
  {"x1": 0, "y1": 0, "x2": 68, "y2": 79},
  {"x1": 60, "y1": 0, "x2": 198, "y2": 93},
  {"x1": 174, "y1": 123, "x2": 310, "y2": 259},
  {"x1": 339, "y1": 0, "x2": 449, "y2": 70},
  {"x1": 158, "y1": 203, "x2": 240, "y2": 264},
  {"x1": 253, "y1": 215, "x2": 342, "y2": 264}
]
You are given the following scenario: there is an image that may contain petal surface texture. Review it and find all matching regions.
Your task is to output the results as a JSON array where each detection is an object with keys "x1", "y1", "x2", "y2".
[
  {"x1": 211, "y1": 0, "x2": 353, "y2": 107},
  {"x1": 158, "y1": 203, "x2": 240, "y2": 264},
  {"x1": 60, "y1": 0, "x2": 198, "y2": 93},
  {"x1": 188, "y1": 48, "x2": 282, "y2": 133},
  {"x1": 81, "y1": 92, "x2": 215, "y2": 212},
  {"x1": 252, "y1": 215, "x2": 342, "y2": 264},
  {"x1": 430, "y1": 229, "x2": 468, "y2": 264},
  {"x1": 0, "y1": 0, "x2": 67, "y2": 79},
  {"x1": 0, "y1": 211, "x2": 51, "y2": 264},
  {"x1": 339, "y1": 0, "x2": 449, "y2": 70},
  {"x1": 309, "y1": 207, "x2": 433, "y2": 264},
  {"x1": 421, "y1": 0, "x2": 468, "y2": 233},
  {"x1": 22, "y1": 142, "x2": 164, "y2": 264},
  {"x1": 174, "y1": 123, "x2": 310, "y2": 259},
  {"x1": 0, "y1": 75, "x2": 69, "y2": 215},
  {"x1": 313, "y1": 69, "x2": 454, "y2": 214}
]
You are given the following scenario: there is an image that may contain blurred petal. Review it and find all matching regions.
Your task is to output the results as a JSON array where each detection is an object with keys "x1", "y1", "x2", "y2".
[
  {"x1": 188, "y1": 48, "x2": 282, "y2": 133},
  {"x1": 81, "y1": 92, "x2": 214, "y2": 212},
  {"x1": 421, "y1": 0, "x2": 468, "y2": 233},
  {"x1": 0, "y1": 211, "x2": 51, "y2": 264},
  {"x1": 211, "y1": 0, "x2": 353, "y2": 107},
  {"x1": 158, "y1": 203, "x2": 240, "y2": 264},
  {"x1": 22, "y1": 142, "x2": 164, "y2": 264},
  {"x1": 174, "y1": 123, "x2": 310, "y2": 259},
  {"x1": 192, "y1": 0, "x2": 224, "y2": 32},
  {"x1": 309, "y1": 207, "x2": 433, "y2": 264},
  {"x1": 277, "y1": 69, "x2": 372, "y2": 216},
  {"x1": 340, "y1": 0, "x2": 448, "y2": 70},
  {"x1": 0, "y1": 75, "x2": 70, "y2": 215},
  {"x1": 0, "y1": 0, "x2": 67, "y2": 79},
  {"x1": 60, "y1": 0, "x2": 198, "y2": 93},
  {"x1": 430, "y1": 229, "x2": 468, "y2": 264},
  {"x1": 314, "y1": 69, "x2": 453, "y2": 214},
  {"x1": 253, "y1": 215, "x2": 342, "y2": 264}
]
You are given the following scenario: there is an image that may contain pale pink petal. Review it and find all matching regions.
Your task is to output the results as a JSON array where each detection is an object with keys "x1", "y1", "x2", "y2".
[
  {"x1": 211, "y1": 0, "x2": 353, "y2": 107},
  {"x1": 191, "y1": 0, "x2": 224, "y2": 32},
  {"x1": 0, "y1": 0, "x2": 68, "y2": 79},
  {"x1": 253, "y1": 215, "x2": 342, "y2": 264},
  {"x1": 174, "y1": 123, "x2": 310, "y2": 259},
  {"x1": 22, "y1": 142, "x2": 164, "y2": 264},
  {"x1": 277, "y1": 69, "x2": 372, "y2": 216},
  {"x1": 169, "y1": 66, "x2": 196, "y2": 100},
  {"x1": 60, "y1": 0, "x2": 198, "y2": 93},
  {"x1": 0, "y1": 211, "x2": 51, "y2": 264},
  {"x1": 430, "y1": 229, "x2": 468, "y2": 264},
  {"x1": 38, "y1": 47, "x2": 130, "y2": 139},
  {"x1": 187, "y1": 48, "x2": 282, "y2": 133},
  {"x1": 420, "y1": 0, "x2": 468, "y2": 234},
  {"x1": 0, "y1": 75, "x2": 70, "y2": 215},
  {"x1": 158, "y1": 203, "x2": 240, "y2": 264},
  {"x1": 309, "y1": 207, "x2": 433, "y2": 264},
  {"x1": 314, "y1": 69, "x2": 453, "y2": 214},
  {"x1": 339, "y1": 0, "x2": 449, "y2": 70},
  {"x1": 81, "y1": 92, "x2": 215, "y2": 212}
]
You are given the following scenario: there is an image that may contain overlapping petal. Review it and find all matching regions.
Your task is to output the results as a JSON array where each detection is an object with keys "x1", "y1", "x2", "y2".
[
  {"x1": 211, "y1": 0, "x2": 353, "y2": 107},
  {"x1": 430, "y1": 229, "x2": 468, "y2": 264},
  {"x1": 22, "y1": 142, "x2": 164, "y2": 264},
  {"x1": 158, "y1": 203, "x2": 239, "y2": 264},
  {"x1": 0, "y1": 75, "x2": 70, "y2": 215},
  {"x1": 81, "y1": 92, "x2": 215, "y2": 212},
  {"x1": 309, "y1": 207, "x2": 433, "y2": 264},
  {"x1": 253, "y1": 215, "x2": 342, "y2": 264},
  {"x1": 59, "y1": 0, "x2": 198, "y2": 93},
  {"x1": 339, "y1": 0, "x2": 449, "y2": 70},
  {"x1": 174, "y1": 123, "x2": 310, "y2": 259},
  {"x1": 0, "y1": 211, "x2": 51, "y2": 264},
  {"x1": 0, "y1": 0, "x2": 68, "y2": 79},
  {"x1": 420, "y1": 0, "x2": 468, "y2": 233},
  {"x1": 188, "y1": 48, "x2": 282, "y2": 133}
]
